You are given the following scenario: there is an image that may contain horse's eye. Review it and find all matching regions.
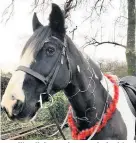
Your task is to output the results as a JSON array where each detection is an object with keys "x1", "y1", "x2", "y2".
[{"x1": 46, "y1": 46, "x2": 56, "y2": 56}]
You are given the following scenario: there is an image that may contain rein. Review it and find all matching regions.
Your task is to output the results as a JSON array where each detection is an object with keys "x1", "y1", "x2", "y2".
[{"x1": 67, "y1": 74, "x2": 119, "y2": 140}]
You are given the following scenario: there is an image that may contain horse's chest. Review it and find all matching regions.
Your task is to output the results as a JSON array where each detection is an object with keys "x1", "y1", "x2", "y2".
[
  {"x1": 92, "y1": 110, "x2": 128, "y2": 140},
  {"x1": 116, "y1": 86, "x2": 135, "y2": 139},
  {"x1": 101, "y1": 76, "x2": 135, "y2": 139}
]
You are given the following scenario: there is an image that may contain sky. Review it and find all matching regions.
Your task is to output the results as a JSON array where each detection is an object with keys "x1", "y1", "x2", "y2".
[{"x1": 0, "y1": 0, "x2": 127, "y2": 72}]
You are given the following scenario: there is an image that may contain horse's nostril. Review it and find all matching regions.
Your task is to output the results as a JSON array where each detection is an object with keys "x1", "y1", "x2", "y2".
[
  {"x1": 2, "y1": 107, "x2": 6, "y2": 112},
  {"x1": 12, "y1": 100, "x2": 23, "y2": 116},
  {"x1": 11, "y1": 95, "x2": 16, "y2": 100},
  {"x1": 35, "y1": 102, "x2": 40, "y2": 109}
]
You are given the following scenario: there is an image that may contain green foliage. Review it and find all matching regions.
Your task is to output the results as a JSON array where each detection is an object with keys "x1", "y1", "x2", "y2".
[
  {"x1": 35, "y1": 92, "x2": 69, "y2": 123},
  {"x1": 48, "y1": 92, "x2": 69, "y2": 123},
  {"x1": 99, "y1": 60, "x2": 128, "y2": 78},
  {"x1": 1, "y1": 72, "x2": 11, "y2": 96}
]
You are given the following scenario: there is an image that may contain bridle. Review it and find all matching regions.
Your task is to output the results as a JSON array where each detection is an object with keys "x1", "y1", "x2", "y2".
[
  {"x1": 15, "y1": 30, "x2": 72, "y2": 140},
  {"x1": 16, "y1": 30, "x2": 72, "y2": 105}
]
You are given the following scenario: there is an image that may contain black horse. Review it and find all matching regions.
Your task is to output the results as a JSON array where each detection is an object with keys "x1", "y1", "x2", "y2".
[{"x1": 1, "y1": 3, "x2": 136, "y2": 140}]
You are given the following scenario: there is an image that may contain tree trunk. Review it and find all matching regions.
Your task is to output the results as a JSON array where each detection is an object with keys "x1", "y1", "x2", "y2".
[{"x1": 126, "y1": 0, "x2": 136, "y2": 76}]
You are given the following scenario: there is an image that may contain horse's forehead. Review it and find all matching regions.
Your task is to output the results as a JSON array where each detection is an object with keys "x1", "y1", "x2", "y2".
[
  {"x1": 20, "y1": 26, "x2": 51, "y2": 66},
  {"x1": 20, "y1": 51, "x2": 34, "y2": 68}
]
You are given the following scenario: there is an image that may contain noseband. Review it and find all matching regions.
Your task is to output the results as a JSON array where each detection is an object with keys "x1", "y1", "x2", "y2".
[{"x1": 16, "y1": 34, "x2": 71, "y2": 102}]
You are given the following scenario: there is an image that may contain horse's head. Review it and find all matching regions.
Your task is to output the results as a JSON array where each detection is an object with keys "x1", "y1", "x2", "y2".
[{"x1": 1, "y1": 3, "x2": 71, "y2": 121}]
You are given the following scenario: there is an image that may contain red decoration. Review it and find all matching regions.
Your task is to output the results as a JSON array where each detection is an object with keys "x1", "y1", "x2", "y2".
[{"x1": 67, "y1": 74, "x2": 119, "y2": 140}]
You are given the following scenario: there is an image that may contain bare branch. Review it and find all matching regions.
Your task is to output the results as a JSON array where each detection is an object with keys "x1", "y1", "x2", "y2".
[
  {"x1": 31, "y1": 0, "x2": 51, "y2": 13},
  {"x1": 100, "y1": 0, "x2": 104, "y2": 13},
  {"x1": 81, "y1": 38, "x2": 126, "y2": 49},
  {"x1": 1, "y1": 0, "x2": 15, "y2": 24},
  {"x1": 31, "y1": 0, "x2": 40, "y2": 12},
  {"x1": 64, "y1": 0, "x2": 78, "y2": 18},
  {"x1": 90, "y1": 0, "x2": 106, "y2": 17},
  {"x1": 1, "y1": 0, "x2": 52, "y2": 23}
]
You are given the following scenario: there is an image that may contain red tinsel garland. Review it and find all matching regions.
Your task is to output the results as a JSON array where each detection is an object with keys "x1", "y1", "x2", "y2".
[{"x1": 67, "y1": 74, "x2": 119, "y2": 140}]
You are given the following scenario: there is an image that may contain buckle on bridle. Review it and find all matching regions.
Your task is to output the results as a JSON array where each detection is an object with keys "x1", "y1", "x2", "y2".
[
  {"x1": 38, "y1": 92, "x2": 54, "y2": 109},
  {"x1": 39, "y1": 93, "x2": 43, "y2": 108}
]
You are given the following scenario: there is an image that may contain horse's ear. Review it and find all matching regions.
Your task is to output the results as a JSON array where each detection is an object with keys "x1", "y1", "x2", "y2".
[
  {"x1": 49, "y1": 3, "x2": 65, "y2": 34},
  {"x1": 32, "y1": 13, "x2": 43, "y2": 31}
]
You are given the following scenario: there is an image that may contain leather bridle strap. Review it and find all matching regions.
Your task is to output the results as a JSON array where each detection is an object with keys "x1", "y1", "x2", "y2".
[
  {"x1": 46, "y1": 61, "x2": 62, "y2": 94},
  {"x1": 16, "y1": 66, "x2": 48, "y2": 85},
  {"x1": 46, "y1": 48, "x2": 65, "y2": 94}
]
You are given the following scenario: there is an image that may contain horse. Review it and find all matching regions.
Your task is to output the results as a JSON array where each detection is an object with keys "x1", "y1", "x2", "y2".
[{"x1": 1, "y1": 3, "x2": 136, "y2": 140}]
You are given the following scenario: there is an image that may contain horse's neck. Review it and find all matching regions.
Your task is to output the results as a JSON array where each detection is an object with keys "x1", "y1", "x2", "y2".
[
  {"x1": 64, "y1": 37, "x2": 111, "y2": 130},
  {"x1": 64, "y1": 65, "x2": 108, "y2": 130}
]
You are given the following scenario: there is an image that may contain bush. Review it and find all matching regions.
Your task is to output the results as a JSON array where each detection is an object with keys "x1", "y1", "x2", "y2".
[
  {"x1": 98, "y1": 60, "x2": 128, "y2": 77},
  {"x1": 48, "y1": 92, "x2": 69, "y2": 123},
  {"x1": 1, "y1": 72, "x2": 11, "y2": 96},
  {"x1": 36, "y1": 92, "x2": 69, "y2": 123}
]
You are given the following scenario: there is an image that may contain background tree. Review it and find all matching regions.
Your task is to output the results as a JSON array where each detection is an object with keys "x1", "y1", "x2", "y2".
[
  {"x1": 126, "y1": 0, "x2": 136, "y2": 76},
  {"x1": 77, "y1": 0, "x2": 136, "y2": 76},
  {"x1": 1, "y1": 0, "x2": 136, "y2": 76}
]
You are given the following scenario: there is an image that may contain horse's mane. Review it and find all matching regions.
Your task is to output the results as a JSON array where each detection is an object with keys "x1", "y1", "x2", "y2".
[{"x1": 67, "y1": 36, "x2": 102, "y2": 80}]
